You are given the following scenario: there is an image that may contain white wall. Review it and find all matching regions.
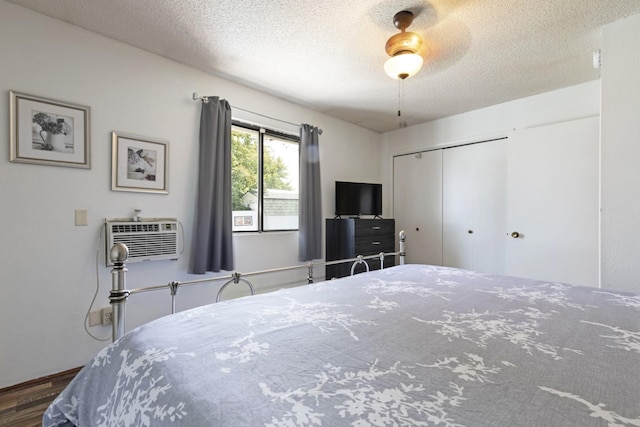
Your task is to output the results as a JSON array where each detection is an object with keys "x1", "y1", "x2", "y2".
[
  {"x1": 0, "y1": 1, "x2": 382, "y2": 388},
  {"x1": 601, "y1": 14, "x2": 640, "y2": 293},
  {"x1": 381, "y1": 79, "x2": 600, "y2": 153}
]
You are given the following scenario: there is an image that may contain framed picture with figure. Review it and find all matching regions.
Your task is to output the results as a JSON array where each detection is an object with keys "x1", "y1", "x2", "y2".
[
  {"x1": 10, "y1": 91, "x2": 91, "y2": 168},
  {"x1": 111, "y1": 131, "x2": 169, "y2": 194}
]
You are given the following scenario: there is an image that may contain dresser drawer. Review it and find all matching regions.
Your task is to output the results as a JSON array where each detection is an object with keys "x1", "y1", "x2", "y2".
[
  {"x1": 354, "y1": 220, "x2": 394, "y2": 237},
  {"x1": 355, "y1": 235, "x2": 395, "y2": 254}
]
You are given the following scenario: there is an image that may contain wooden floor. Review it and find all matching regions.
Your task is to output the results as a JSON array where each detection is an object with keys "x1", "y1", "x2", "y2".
[{"x1": 0, "y1": 368, "x2": 80, "y2": 427}]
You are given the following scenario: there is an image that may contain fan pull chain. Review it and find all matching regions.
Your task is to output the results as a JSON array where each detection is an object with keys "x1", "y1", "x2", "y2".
[
  {"x1": 398, "y1": 79, "x2": 407, "y2": 128},
  {"x1": 397, "y1": 78, "x2": 403, "y2": 117}
]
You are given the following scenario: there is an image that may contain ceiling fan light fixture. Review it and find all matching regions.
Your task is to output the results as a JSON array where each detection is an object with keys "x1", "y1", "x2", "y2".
[
  {"x1": 384, "y1": 11, "x2": 424, "y2": 80},
  {"x1": 384, "y1": 52, "x2": 424, "y2": 80}
]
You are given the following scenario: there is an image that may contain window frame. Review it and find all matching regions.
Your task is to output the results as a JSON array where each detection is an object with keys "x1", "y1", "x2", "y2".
[{"x1": 231, "y1": 120, "x2": 300, "y2": 233}]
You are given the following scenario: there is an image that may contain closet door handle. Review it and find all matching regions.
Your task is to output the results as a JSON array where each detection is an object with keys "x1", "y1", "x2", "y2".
[{"x1": 511, "y1": 231, "x2": 520, "y2": 238}]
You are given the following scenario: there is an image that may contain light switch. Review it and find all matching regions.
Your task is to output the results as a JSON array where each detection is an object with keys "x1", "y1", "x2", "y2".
[{"x1": 75, "y1": 209, "x2": 88, "y2": 226}]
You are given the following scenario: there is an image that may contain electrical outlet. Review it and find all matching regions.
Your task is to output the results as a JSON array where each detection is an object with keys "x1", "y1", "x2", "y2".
[{"x1": 102, "y1": 306, "x2": 113, "y2": 325}]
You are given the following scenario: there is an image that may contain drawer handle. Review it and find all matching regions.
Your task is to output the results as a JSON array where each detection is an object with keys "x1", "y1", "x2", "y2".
[
  {"x1": 371, "y1": 226, "x2": 381, "y2": 230},
  {"x1": 371, "y1": 241, "x2": 381, "y2": 245}
]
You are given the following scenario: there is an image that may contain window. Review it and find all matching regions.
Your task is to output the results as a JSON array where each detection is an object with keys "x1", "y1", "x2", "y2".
[{"x1": 231, "y1": 122, "x2": 299, "y2": 232}]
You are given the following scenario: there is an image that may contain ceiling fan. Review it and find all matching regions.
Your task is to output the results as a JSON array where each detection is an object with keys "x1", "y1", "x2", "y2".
[{"x1": 384, "y1": 10, "x2": 426, "y2": 80}]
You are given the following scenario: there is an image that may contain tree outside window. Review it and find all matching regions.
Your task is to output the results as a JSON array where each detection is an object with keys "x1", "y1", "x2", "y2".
[{"x1": 231, "y1": 123, "x2": 299, "y2": 231}]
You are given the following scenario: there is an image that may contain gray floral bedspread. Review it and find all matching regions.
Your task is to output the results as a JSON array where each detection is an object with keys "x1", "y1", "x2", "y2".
[{"x1": 44, "y1": 264, "x2": 640, "y2": 426}]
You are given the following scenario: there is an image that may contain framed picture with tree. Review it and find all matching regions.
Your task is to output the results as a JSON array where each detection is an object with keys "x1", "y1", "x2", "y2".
[{"x1": 10, "y1": 91, "x2": 91, "y2": 168}]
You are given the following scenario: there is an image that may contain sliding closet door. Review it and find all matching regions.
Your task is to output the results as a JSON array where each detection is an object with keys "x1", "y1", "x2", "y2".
[
  {"x1": 506, "y1": 116, "x2": 599, "y2": 287},
  {"x1": 470, "y1": 140, "x2": 507, "y2": 273},
  {"x1": 443, "y1": 140, "x2": 507, "y2": 273},
  {"x1": 393, "y1": 150, "x2": 443, "y2": 265},
  {"x1": 442, "y1": 145, "x2": 474, "y2": 268}
]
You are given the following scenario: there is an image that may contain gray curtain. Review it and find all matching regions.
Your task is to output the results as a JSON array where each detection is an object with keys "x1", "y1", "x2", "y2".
[
  {"x1": 191, "y1": 97, "x2": 234, "y2": 273},
  {"x1": 298, "y1": 124, "x2": 322, "y2": 261}
]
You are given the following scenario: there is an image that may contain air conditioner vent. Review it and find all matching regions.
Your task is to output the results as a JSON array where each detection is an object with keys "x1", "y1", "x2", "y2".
[
  {"x1": 105, "y1": 220, "x2": 179, "y2": 266},
  {"x1": 112, "y1": 223, "x2": 162, "y2": 233}
]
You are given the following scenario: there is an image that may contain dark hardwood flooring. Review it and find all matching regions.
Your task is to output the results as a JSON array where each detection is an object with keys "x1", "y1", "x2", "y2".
[{"x1": 0, "y1": 368, "x2": 80, "y2": 427}]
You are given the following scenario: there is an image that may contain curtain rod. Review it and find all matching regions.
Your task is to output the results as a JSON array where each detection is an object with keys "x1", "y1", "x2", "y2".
[{"x1": 192, "y1": 92, "x2": 323, "y2": 134}]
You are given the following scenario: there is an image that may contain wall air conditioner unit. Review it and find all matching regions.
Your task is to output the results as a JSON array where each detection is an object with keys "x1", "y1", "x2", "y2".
[{"x1": 105, "y1": 220, "x2": 179, "y2": 266}]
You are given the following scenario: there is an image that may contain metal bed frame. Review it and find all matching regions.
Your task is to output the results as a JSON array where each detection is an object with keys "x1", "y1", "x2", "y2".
[{"x1": 108, "y1": 231, "x2": 406, "y2": 341}]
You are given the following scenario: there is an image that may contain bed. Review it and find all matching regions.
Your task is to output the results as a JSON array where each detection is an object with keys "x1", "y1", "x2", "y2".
[{"x1": 44, "y1": 264, "x2": 639, "y2": 426}]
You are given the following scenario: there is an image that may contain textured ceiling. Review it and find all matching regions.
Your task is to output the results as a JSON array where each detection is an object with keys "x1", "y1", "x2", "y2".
[{"x1": 8, "y1": 0, "x2": 640, "y2": 133}]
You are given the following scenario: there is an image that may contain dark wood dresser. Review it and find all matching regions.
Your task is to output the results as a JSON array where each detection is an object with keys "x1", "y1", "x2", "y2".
[{"x1": 325, "y1": 218, "x2": 396, "y2": 279}]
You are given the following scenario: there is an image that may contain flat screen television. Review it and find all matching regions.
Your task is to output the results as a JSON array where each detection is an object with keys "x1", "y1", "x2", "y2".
[{"x1": 335, "y1": 181, "x2": 382, "y2": 217}]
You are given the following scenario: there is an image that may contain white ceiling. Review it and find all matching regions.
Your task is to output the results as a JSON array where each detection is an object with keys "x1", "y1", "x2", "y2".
[{"x1": 8, "y1": 0, "x2": 640, "y2": 133}]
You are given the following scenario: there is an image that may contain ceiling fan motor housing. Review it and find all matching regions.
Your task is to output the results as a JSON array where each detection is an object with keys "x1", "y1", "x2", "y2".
[{"x1": 385, "y1": 10, "x2": 423, "y2": 57}]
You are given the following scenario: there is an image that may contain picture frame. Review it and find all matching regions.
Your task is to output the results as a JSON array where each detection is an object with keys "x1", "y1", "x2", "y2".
[
  {"x1": 111, "y1": 132, "x2": 169, "y2": 194},
  {"x1": 10, "y1": 91, "x2": 91, "y2": 168}
]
